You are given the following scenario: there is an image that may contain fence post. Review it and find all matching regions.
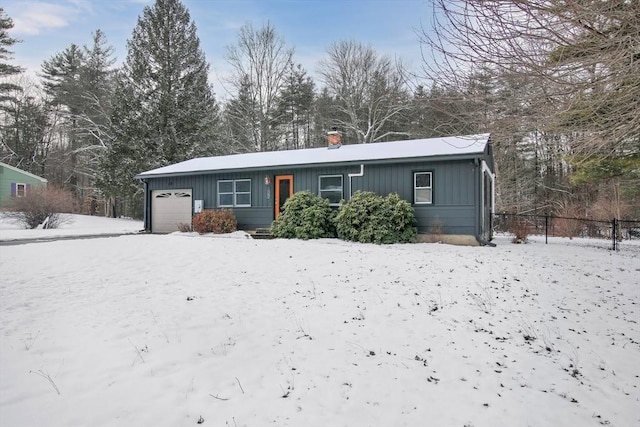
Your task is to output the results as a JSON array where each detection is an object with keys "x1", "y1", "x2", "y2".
[
  {"x1": 612, "y1": 218, "x2": 617, "y2": 251},
  {"x1": 545, "y1": 214, "x2": 548, "y2": 244}
]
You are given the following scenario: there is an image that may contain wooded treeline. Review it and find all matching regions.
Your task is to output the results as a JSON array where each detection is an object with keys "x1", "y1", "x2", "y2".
[{"x1": 1, "y1": 0, "x2": 638, "y2": 220}]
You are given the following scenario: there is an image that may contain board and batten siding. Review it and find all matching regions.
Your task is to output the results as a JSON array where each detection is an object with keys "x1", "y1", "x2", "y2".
[
  {"x1": 144, "y1": 158, "x2": 479, "y2": 234},
  {"x1": 350, "y1": 160, "x2": 477, "y2": 235},
  {"x1": 145, "y1": 171, "x2": 274, "y2": 230}
]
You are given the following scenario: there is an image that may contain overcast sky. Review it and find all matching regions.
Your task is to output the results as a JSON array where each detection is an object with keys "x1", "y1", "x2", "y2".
[{"x1": 3, "y1": 0, "x2": 431, "y2": 98}]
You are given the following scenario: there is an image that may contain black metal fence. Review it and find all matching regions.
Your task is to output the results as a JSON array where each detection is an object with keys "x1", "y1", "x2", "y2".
[{"x1": 493, "y1": 212, "x2": 640, "y2": 251}]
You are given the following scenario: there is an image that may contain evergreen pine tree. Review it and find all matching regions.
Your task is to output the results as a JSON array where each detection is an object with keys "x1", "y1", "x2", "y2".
[
  {"x1": 223, "y1": 75, "x2": 259, "y2": 153},
  {"x1": 41, "y1": 34, "x2": 116, "y2": 200},
  {"x1": 276, "y1": 64, "x2": 314, "y2": 149},
  {"x1": 312, "y1": 88, "x2": 340, "y2": 147},
  {"x1": 78, "y1": 30, "x2": 117, "y2": 194},
  {"x1": 40, "y1": 44, "x2": 85, "y2": 194},
  {"x1": 0, "y1": 8, "x2": 23, "y2": 107},
  {"x1": 97, "y1": 0, "x2": 220, "y2": 217},
  {"x1": 81, "y1": 30, "x2": 116, "y2": 129}
]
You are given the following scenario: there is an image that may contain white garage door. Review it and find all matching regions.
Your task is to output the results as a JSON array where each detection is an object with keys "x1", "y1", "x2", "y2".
[{"x1": 151, "y1": 189, "x2": 192, "y2": 233}]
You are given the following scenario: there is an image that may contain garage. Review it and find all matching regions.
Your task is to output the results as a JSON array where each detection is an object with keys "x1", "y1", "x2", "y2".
[{"x1": 151, "y1": 189, "x2": 192, "y2": 233}]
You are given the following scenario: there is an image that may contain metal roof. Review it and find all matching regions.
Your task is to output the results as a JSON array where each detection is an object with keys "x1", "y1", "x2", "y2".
[{"x1": 137, "y1": 133, "x2": 490, "y2": 178}]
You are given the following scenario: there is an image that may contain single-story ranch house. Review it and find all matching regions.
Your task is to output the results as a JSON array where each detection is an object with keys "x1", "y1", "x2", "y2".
[{"x1": 136, "y1": 133, "x2": 495, "y2": 244}]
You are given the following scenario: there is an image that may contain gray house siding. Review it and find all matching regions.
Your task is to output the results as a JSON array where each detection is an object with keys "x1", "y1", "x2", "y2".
[
  {"x1": 143, "y1": 157, "x2": 483, "y2": 235},
  {"x1": 351, "y1": 160, "x2": 478, "y2": 235}
]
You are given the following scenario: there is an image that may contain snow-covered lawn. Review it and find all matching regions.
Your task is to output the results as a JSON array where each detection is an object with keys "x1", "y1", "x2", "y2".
[{"x1": 0, "y1": 216, "x2": 638, "y2": 426}]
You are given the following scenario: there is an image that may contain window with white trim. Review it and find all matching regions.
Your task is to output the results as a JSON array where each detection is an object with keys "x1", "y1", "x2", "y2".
[
  {"x1": 218, "y1": 181, "x2": 233, "y2": 206},
  {"x1": 414, "y1": 172, "x2": 432, "y2": 204},
  {"x1": 234, "y1": 179, "x2": 251, "y2": 207},
  {"x1": 218, "y1": 179, "x2": 251, "y2": 207},
  {"x1": 319, "y1": 175, "x2": 343, "y2": 206}
]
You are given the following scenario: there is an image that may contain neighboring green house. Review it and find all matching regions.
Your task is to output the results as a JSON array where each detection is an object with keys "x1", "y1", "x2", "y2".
[{"x1": 0, "y1": 162, "x2": 48, "y2": 207}]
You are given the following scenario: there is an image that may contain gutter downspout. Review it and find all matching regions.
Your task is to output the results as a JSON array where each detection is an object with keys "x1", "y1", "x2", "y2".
[
  {"x1": 348, "y1": 164, "x2": 365, "y2": 200},
  {"x1": 482, "y1": 160, "x2": 495, "y2": 217},
  {"x1": 476, "y1": 159, "x2": 496, "y2": 247},
  {"x1": 481, "y1": 160, "x2": 495, "y2": 241},
  {"x1": 140, "y1": 179, "x2": 149, "y2": 232},
  {"x1": 474, "y1": 159, "x2": 481, "y2": 243}
]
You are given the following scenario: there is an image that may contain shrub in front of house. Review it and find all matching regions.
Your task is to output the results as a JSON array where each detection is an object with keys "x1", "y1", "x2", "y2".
[
  {"x1": 335, "y1": 191, "x2": 417, "y2": 244},
  {"x1": 6, "y1": 186, "x2": 77, "y2": 229},
  {"x1": 505, "y1": 215, "x2": 528, "y2": 243},
  {"x1": 192, "y1": 209, "x2": 237, "y2": 234},
  {"x1": 271, "y1": 191, "x2": 336, "y2": 239}
]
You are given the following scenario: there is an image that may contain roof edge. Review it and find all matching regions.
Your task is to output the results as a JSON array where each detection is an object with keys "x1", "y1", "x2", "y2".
[
  {"x1": 135, "y1": 152, "x2": 487, "y2": 180},
  {"x1": 137, "y1": 133, "x2": 491, "y2": 179},
  {"x1": 0, "y1": 162, "x2": 48, "y2": 182}
]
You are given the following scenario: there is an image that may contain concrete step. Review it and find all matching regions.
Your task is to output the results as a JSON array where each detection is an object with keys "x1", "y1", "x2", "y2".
[{"x1": 251, "y1": 228, "x2": 275, "y2": 239}]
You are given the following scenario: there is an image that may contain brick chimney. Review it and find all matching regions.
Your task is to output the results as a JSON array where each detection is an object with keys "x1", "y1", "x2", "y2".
[{"x1": 327, "y1": 130, "x2": 341, "y2": 148}]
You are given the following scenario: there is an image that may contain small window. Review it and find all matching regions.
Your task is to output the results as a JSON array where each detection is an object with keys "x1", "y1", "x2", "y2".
[
  {"x1": 16, "y1": 183, "x2": 27, "y2": 197},
  {"x1": 414, "y1": 172, "x2": 432, "y2": 204},
  {"x1": 218, "y1": 179, "x2": 251, "y2": 207},
  {"x1": 319, "y1": 175, "x2": 343, "y2": 206}
]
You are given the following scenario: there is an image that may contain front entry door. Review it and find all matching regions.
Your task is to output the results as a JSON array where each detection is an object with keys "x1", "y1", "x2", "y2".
[{"x1": 275, "y1": 175, "x2": 293, "y2": 219}]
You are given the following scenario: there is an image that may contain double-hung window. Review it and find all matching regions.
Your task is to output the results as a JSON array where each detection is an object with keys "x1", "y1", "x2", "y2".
[
  {"x1": 218, "y1": 179, "x2": 251, "y2": 207},
  {"x1": 414, "y1": 172, "x2": 433, "y2": 204},
  {"x1": 319, "y1": 175, "x2": 343, "y2": 206},
  {"x1": 234, "y1": 179, "x2": 251, "y2": 207}
]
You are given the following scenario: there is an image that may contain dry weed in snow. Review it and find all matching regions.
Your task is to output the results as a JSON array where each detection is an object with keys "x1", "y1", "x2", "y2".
[{"x1": 0, "y1": 228, "x2": 638, "y2": 426}]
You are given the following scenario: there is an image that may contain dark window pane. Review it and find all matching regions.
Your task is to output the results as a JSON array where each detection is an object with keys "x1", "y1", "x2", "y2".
[
  {"x1": 236, "y1": 193, "x2": 251, "y2": 206},
  {"x1": 218, "y1": 181, "x2": 233, "y2": 193},
  {"x1": 323, "y1": 191, "x2": 342, "y2": 205},
  {"x1": 415, "y1": 173, "x2": 431, "y2": 188},
  {"x1": 320, "y1": 176, "x2": 342, "y2": 190},
  {"x1": 219, "y1": 194, "x2": 233, "y2": 206},
  {"x1": 235, "y1": 180, "x2": 251, "y2": 193}
]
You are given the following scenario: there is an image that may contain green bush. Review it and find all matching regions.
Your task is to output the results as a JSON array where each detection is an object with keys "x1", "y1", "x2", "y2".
[
  {"x1": 192, "y1": 209, "x2": 237, "y2": 234},
  {"x1": 271, "y1": 191, "x2": 336, "y2": 239},
  {"x1": 335, "y1": 191, "x2": 417, "y2": 244}
]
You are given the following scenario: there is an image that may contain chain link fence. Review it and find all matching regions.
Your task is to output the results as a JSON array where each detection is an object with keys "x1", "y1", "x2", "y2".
[{"x1": 493, "y1": 212, "x2": 640, "y2": 251}]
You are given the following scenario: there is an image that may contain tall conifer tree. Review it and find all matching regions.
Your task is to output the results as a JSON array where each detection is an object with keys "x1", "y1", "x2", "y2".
[
  {"x1": 41, "y1": 33, "x2": 116, "y2": 200},
  {"x1": 98, "y1": 0, "x2": 220, "y2": 217},
  {"x1": 0, "y1": 8, "x2": 22, "y2": 101}
]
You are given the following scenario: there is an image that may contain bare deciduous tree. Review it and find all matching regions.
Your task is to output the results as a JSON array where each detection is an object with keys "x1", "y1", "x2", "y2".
[
  {"x1": 225, "y1": 22, "x2": 293, "y2": 152},
  {"x1": 420, "y1": 0, "x2": 640, "y2": 215},
  {"x1": 318, "y1": 40, "x2": 411, "y2": 144},
  {"x1": 422, "y1": 0, "x2": 639, "y2": 153}
]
